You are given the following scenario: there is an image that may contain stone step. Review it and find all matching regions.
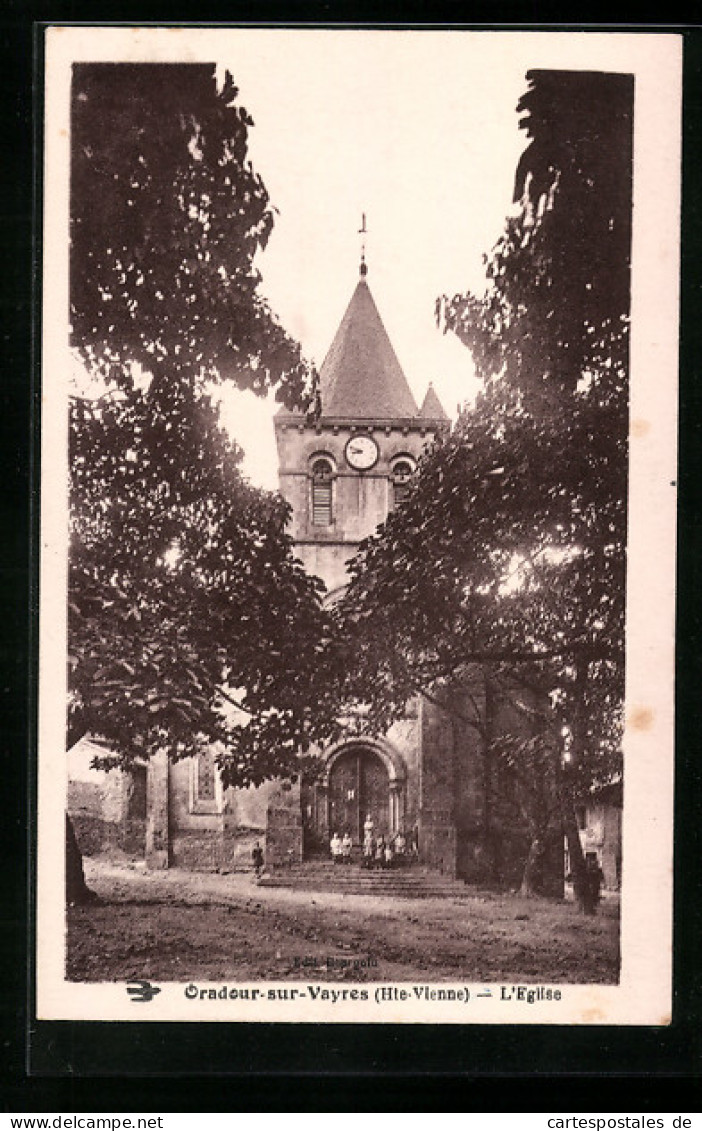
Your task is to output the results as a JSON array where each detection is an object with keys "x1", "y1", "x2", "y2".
[
  {"x1": 271, "y1": 862, "x2": 449, "y2": 875},
  {"x1": 262, "y1": 870, "x2": 459, "y2": 885},
  {"x1": 258, "y1": 880, "x2": 469, "y2": 899},
  {"x1": 295, "y1": 872, "x2": 459, "y2": 881},
  {"x1": 258, "y1": 863, "x2": 469, "y2": 899},
  {"x1": 259, "y1": 877, "x2": 457, "y2": 887}
]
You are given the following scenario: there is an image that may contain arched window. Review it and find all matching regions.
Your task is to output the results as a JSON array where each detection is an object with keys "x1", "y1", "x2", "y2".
[
  {"x1": 391, "y1": 458, "x2": 415, "y2": 508},
  {"x1": 311, "y1": 457, "x2": 334, "y2": 525}
]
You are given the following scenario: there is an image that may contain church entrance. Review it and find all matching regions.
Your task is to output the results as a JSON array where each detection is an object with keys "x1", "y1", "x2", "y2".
[{"x1": 328, "y1": 746, "x2": 390, "y2": 843}]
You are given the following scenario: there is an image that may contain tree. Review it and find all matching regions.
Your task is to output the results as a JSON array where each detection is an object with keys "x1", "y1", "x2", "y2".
[
  {"x1": 335, "y1": 71, "x2": 633, "y2": 900},
  {"x1": 445, "y1": 70, "x2": 632, "y2": 901},
  {"x1": 335, "y1": 397, "x2": 624, "y2": 894},
  {"x1": 71, "y1": 64, "x2": 312, "y2": 409},
  {"x1": 67, "y1": 65, "x2": 338, "y2": 899},
  {"x1": 442, "y1": 71, "x2": 632, "y2": 409},
  {"x1": 69, "y1": 387, "x2": 338, "y2": 781}
]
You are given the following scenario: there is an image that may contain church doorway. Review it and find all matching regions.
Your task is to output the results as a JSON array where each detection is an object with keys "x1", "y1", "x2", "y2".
[{"x1": 328, "y1": 746, "x2": 390, "y2": 843}]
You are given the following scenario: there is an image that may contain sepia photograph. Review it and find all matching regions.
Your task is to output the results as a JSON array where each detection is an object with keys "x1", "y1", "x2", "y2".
[{"x1": 37, "y1": 27, "x2": 680, "y2": 1025}]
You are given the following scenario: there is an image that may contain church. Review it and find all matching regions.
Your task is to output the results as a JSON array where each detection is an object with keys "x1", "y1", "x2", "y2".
[
  {"x1": 68, "y1": 255, "x2": 561, "y2": 891},
  {"x1": 268, "y1": 253, "x2": 455, "y2": 873}
]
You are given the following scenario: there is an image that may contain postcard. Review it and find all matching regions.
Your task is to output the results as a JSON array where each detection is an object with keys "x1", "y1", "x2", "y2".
[{"x1": 37, "y1": 26, "x2": 680, "y2": 1025}]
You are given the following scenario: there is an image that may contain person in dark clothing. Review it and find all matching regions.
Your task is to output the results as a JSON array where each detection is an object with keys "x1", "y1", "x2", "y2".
[
  {"x1": 581, "y1": 851, "x2": 605, "y2": 915},
  {"x1": 252, "y1": 842, "x2": 264, "y2": 878}
]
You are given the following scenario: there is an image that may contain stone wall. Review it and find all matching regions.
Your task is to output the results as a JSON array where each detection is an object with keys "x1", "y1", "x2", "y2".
[
  {"x1": 600, "y1": 804, "x2": 622, "y2": 890},
  {"x1": 169, "y1": 825, "x2": 267, "y2": 873},
  {"x1": 451, "y1": 674, "x2": 492, "y2": 883},
  {"x1": 418, "y1": 696, "x2": 458, "y2": 876},
  {"x1": 265, "y1": 782, "x2": 303, "y2": 867},
  {"x1": 67, "y1": 780, "x2": 108, "y2": 855},
  {"x1": 67, "y1": 741, "x2": 146, "y2": 860},
  {"x1": 581, "y1": 798, "x2": 622, "y2": 890},
  {"x1": 275, "y1": 419, "x2": 439, "y2": 597}
]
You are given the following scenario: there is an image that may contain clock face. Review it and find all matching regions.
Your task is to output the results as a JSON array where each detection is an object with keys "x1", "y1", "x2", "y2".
[{"x1": 345, "y1": 434, "x2": 379, "y2": 470}]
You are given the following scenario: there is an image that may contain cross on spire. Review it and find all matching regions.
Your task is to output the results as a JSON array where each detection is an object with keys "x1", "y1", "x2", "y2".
[{"x1": 358, "y1": 212, "x2": 368, "y2": 276}]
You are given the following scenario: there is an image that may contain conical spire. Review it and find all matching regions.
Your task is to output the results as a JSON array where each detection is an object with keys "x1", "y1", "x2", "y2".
[
  {"x1": 418, "y1": 381, "x2": 449, "y2": 421},
  {"x1": 318, "y1": 275, "x2": 418, "y2": 421}
]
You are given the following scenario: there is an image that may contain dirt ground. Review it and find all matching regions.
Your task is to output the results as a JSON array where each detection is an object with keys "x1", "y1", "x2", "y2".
[{"x1": 67, "y1": 858, "x2": 620, "y2": 984}]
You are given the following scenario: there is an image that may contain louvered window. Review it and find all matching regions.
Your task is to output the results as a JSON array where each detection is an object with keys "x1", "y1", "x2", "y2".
[
  {"x1": 391, "y1": 459, "x2": 414, "y2": 508},
  {"x1": 311, "y1": 458, "x2": 334, "y2": 525}
]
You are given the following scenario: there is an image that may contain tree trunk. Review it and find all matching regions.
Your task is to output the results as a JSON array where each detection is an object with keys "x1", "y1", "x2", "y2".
[
  {"x1": 563, "y1": 798, "x2": 588, "y2": 908},
  {"x1": 65, "y1": 814, "x2": 96, "y2": 905},
  {"x1": 562, "y1": 662, "x2": 589, "y2": 910},
  {"x1": 65, "y1": 728, "x2": 98, "y2": 905},
  {"x1": 519, "y1": 833, "x2": 542, "y2": 897},
  {"x1": 481, "y1": 669, "x2": 498, "y2": 883}
]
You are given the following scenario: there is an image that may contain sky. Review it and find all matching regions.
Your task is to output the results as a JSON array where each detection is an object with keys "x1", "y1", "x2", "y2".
[
  {"x1": 54, "y1": 27, "x2": 675, "y2": 489},
  {"x1": 211, "y1": 30, "x2": 533, "y2": 487}
]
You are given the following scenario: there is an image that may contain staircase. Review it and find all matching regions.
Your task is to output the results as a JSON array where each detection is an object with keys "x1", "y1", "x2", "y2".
[{"x1": 258, "y1": 860, "x2": 470, "y2": 900}]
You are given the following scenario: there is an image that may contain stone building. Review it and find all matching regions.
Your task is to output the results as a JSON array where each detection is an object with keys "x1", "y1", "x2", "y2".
[
  {"x1": 68, "y1": 257, "x2": 563, "y2": 890},
  {"x1": 575, "y1": 781, "x2": 622, "y2": 890},
  {"x1": 268, "y1": 260, "x2": 563, "y2": 888},
  {"x1": 270, "y1": 258, "x2": 451, "y2": 869}
]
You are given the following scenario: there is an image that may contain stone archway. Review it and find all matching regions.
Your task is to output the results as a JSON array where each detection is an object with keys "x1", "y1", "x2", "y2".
[{"x1": 323, "y1": 738, "x2": 406, "y2": 844}]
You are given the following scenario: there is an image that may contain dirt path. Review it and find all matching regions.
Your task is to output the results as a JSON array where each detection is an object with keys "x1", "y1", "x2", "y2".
[{"x1": 67, "y1": 858, "x2": 620, "y2": 984}]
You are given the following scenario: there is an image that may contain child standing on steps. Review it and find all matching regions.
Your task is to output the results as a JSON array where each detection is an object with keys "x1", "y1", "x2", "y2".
[{"x1": 363, "y1": 829, "x2": 375, "y2": 869}]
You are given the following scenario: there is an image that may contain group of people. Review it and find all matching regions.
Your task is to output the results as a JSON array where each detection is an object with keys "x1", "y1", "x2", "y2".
[
  {"x1": 362, "y1": 830, "x2": 407, "y2": 870},
  {"x1": 329, "y1": 831, "x2": 354, "y2": 864},
  {"x1": 329, "y1": 816, "x2": 418, "y2": 870}
]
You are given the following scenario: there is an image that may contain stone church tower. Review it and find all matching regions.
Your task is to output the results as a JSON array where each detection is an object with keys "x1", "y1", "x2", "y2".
[
  {"x1": 266, "y1": 257, "x2": 475, "y2": 874},
  {"x1": 274, "y1": 256, "x2": 449, "y2": 597}
]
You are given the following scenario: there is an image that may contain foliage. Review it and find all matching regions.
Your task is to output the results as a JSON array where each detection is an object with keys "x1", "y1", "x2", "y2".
[
  {"x1": 335, "y1": 71, "x2": 633, "y2": 889},
  {"x1": 71, "y1": 63, "x2": 313, "y2": 409},
  {"x1": 69, "y1": 63, "x2": 336, "y2": 786},
  {"x1": 336, "y1": 375, "x2": 625, "y2": 778},
  {"x1": 441, "y1": 70, "x2": 633, "y2": 408}
]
